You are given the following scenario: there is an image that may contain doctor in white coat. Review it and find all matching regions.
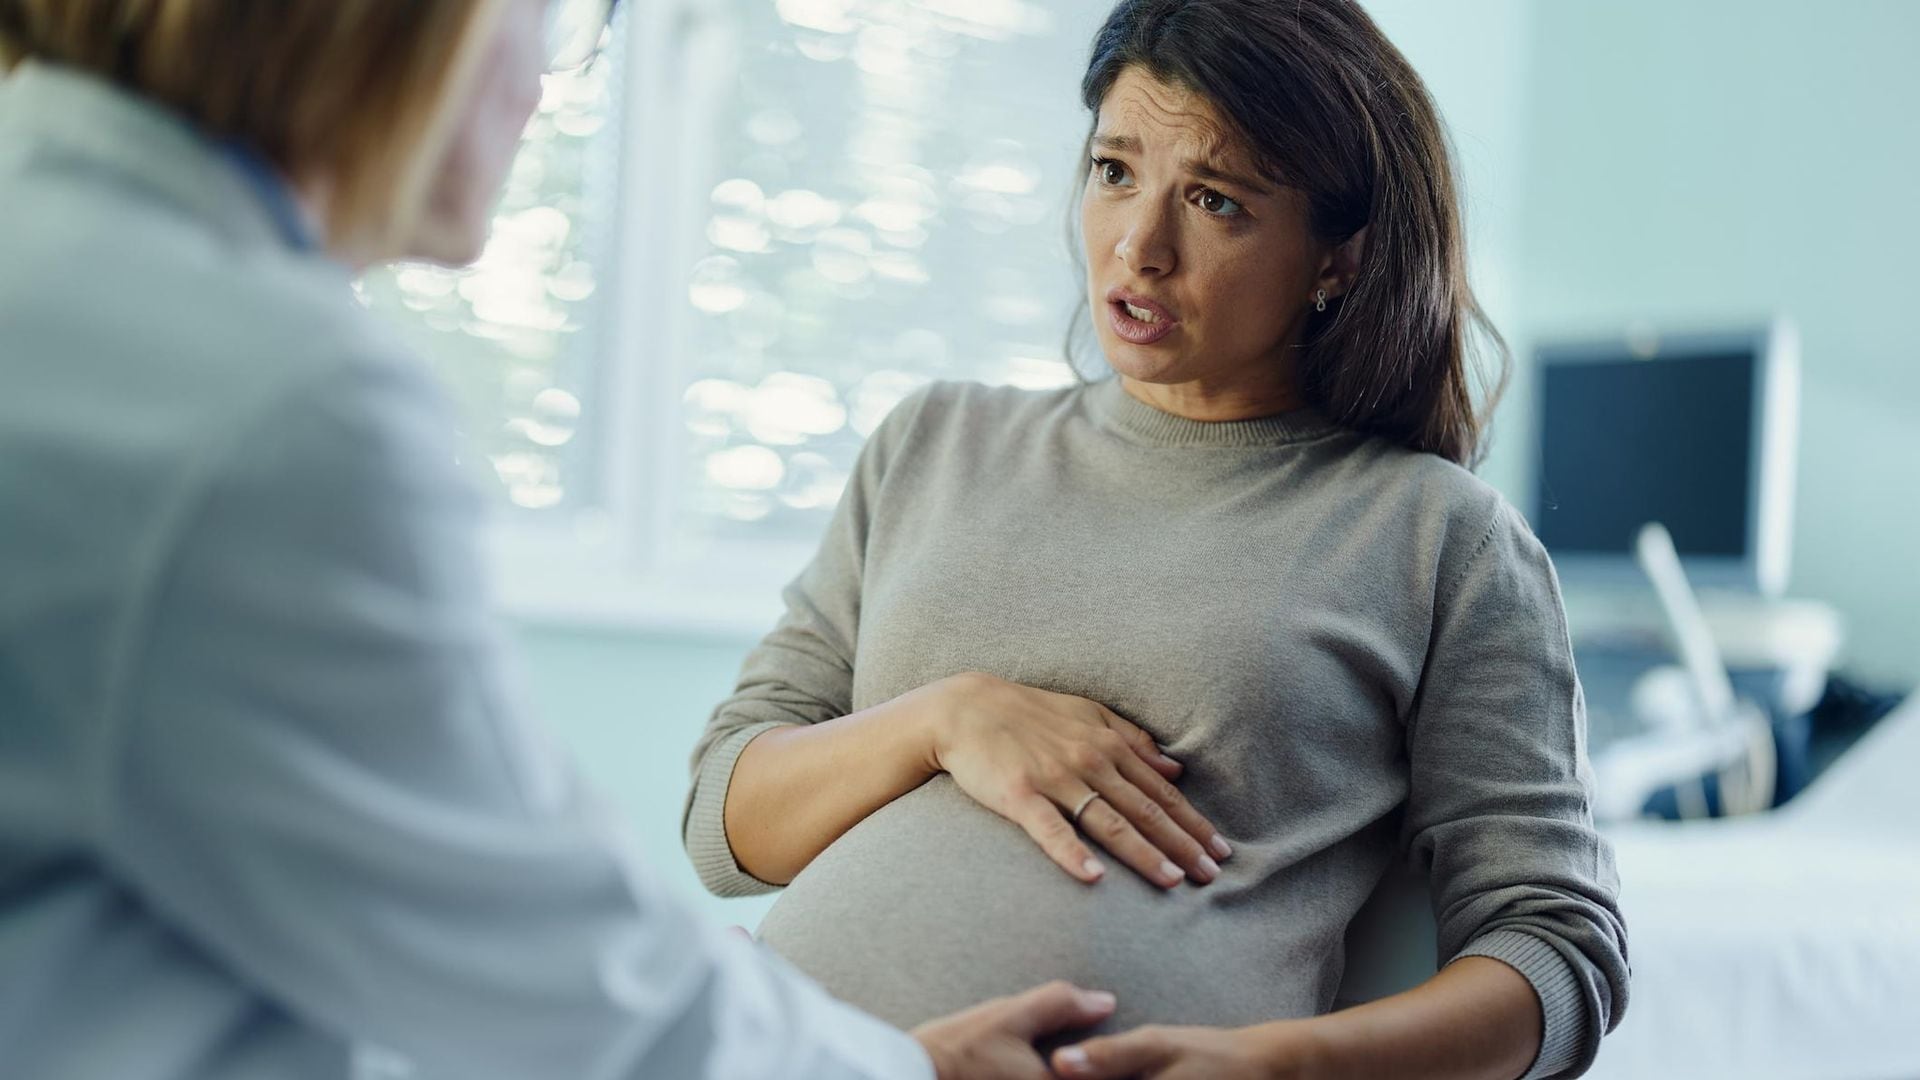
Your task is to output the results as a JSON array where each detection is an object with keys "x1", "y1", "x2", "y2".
[{"x1": 0, "y1": 1, "x2": 1115, "y2": 1077}]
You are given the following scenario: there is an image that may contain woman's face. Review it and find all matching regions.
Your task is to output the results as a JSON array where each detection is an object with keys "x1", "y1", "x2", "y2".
[
  {"x1": 1081, "y1": 67, "x2": 1339, "y2": 414},
  {"x1": 406, "y1": 0, "x2": 551, "y2": 265}
]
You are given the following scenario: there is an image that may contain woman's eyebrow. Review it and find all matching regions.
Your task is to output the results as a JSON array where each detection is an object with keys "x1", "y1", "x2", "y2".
[
  {"x1": 1091, "y1": 132, "x2": 1273, "y2": 197},
  {"x1": 1187, "y1": 158, "x2": 1274, "y2": 197}
]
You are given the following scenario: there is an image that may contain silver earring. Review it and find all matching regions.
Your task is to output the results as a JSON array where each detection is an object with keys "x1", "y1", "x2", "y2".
[{"x1": 1315, "y1": 289, "x2": 1329, "y2": 313}]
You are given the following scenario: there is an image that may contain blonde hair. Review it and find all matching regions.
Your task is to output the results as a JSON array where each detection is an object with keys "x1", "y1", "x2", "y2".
[{"x1": 0, "y1": 0, "x2": 505, "y2": 259}]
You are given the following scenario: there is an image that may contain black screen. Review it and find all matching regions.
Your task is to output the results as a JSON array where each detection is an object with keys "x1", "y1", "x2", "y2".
[{"x1": 1534, "y1": 350, "x2": 1755, "y2": 559}]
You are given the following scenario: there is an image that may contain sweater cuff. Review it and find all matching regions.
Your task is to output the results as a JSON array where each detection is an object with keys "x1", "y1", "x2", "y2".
[
  {"x1": 1453, "y1": 929, "x2": 1587, "y2": 1080},
  {"x1": 684, "y1": 721, "x2": 792, "y2": 898}
]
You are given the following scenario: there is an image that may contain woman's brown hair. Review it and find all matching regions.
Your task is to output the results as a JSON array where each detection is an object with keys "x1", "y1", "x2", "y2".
[
  {"x1": 0, "y1": 0, "x2": 502, "y2": 260},
  {"x1": 1071, "y1": 0, "x2": 1508, "y2": 467}
]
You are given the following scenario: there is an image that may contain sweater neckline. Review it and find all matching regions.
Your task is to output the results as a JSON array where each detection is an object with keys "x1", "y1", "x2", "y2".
[{"x1": 1084, "y1": 377, "x2": 1339, "y2": 448}]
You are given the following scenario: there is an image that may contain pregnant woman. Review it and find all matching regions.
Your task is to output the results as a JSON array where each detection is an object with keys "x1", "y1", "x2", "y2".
[{"x1": 684, "y1": 1, "x2": 1629, "y2": 1076}]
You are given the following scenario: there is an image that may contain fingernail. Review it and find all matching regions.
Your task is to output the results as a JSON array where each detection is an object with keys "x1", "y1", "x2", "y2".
[
  {"x1": 1197, "y1": 854, "x2": 1220, "y2": 880},
  {"x1": 1211, "y1": 834, "x2": 1232, "y2": 859},
  {"x1": 1056, "y1": 1046, "x2": 1090, "y2": 1073},
  {"x1": 1158, "y1": 753, "x2": 1181, "y2": 770},
  {"x1": 1160, "y1": 859, "x2": 1182, "y2": 884},
  {"x1": 1081, "y1": 990, "x2": 1117, "y2": 1011},
  {"x1": 1083, "y1": 858, "x2": 1106, "y2": 880}
]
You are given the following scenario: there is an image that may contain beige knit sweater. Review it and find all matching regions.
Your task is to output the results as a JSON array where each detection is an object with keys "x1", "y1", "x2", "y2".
[{"x1": 684, "y1": 378, "x2": 1629, "y2": 1079}]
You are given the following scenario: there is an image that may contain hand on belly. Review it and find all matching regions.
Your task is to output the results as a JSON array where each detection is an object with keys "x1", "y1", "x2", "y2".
[{"x1": 919, "y1": 672, "x2": 1234, "y2": 888}]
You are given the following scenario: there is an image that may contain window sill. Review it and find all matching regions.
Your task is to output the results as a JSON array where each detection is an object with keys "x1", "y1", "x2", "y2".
[{"x1": 486, "y1": 524, "x2": 813, "y2": 641}]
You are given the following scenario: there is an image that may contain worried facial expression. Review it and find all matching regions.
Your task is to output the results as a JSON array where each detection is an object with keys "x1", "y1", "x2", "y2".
[{"x1": 1082, "y1": 67, "x2": 1345, "y2": 406}]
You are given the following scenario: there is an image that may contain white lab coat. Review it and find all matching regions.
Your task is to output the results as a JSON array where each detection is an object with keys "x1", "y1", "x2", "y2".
[{"x1": 0, "y1": 60, "x2": 930, "y2": 1080}]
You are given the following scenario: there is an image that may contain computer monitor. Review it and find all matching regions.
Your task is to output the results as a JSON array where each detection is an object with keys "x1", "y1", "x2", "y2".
[{"x1": 1529, "y1": 320, "x2": 1799, "y2": 597}]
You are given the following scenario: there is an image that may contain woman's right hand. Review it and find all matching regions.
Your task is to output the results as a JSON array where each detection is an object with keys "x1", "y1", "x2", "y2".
[{"x1": 918, "y1": 672, "x2": 1231, "y2": 888}]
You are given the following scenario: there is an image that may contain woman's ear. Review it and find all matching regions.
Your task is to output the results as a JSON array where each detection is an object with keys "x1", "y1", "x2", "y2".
[{"x1": 1315, "y1": 225, "x2": 1369, "y2": 300}]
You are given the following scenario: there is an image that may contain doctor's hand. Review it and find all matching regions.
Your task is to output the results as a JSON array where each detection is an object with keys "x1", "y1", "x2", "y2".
[
  {"x1": 920, "y1": 672, "x2": 1230, "y2": 889},
  {"x1": 913, "y1": 981, "x2": 1118, "y2": 1080},
  {"x1": 1050, "y1": 1021, "x2": 1310, "y2": 1080}
]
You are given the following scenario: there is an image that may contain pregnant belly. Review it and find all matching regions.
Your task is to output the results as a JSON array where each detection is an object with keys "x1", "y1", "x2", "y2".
[{"x1": 756, "y1": 776, "x2": 1335, "y2": 1033}]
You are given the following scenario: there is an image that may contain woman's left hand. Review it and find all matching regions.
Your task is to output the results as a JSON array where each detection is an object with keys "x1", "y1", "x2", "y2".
[{"x1": 1050, "y1": 1021, "x2": 1312, "y2": 1080}]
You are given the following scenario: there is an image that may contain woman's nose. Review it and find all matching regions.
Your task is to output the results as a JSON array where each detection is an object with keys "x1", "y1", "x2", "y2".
[{"x1": 1115, "y1": 205, "x2": 1177, "y2": 277}]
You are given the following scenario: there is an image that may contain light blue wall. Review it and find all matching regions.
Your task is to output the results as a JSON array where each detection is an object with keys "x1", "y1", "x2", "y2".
[
  {"x1": 1364, "y1": 0, "x2": 1536, "y2": 500},
  {"x1": 512, "y1": 625, "x2": 773, "y2": 926},
  {"x1": 1510, "y1": 0, "x2": 1920, "y2": 683}
]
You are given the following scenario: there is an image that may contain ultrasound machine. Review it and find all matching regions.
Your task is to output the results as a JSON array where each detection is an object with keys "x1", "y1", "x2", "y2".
[{"x1": 1523, "y1": 319, "x2": 1844, "y2": 818}]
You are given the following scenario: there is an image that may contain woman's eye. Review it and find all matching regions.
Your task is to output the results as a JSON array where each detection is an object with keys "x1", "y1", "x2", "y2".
[
  {"x1": 1198, "y1": 189, "x2": 1244, "y2": 217},
  {"x1": 1093, "y1": 158, "x2": 1131, "y2": 186}
]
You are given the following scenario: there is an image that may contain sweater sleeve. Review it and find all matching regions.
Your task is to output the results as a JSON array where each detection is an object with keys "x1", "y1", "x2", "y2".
[
  {"x1": 682, "y1": 386, "x2": 934, "y2": 898},
  {"x1": 1404, "y1": 499, "x2": 1631, "y2": 1080}
]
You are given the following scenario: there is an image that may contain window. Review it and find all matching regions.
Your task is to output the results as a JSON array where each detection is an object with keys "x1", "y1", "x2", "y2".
[
  {"x1": 360, "y1": 0, "x2": 1108, "y2": 631},
  {"x1": 358, "y1": 61, "x2": 619, "y2": 520}
]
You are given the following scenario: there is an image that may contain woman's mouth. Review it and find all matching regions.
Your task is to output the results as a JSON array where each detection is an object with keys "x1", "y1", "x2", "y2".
[{"x1": 1106, "y1": 290, "x2": 1179, "y2": 345}]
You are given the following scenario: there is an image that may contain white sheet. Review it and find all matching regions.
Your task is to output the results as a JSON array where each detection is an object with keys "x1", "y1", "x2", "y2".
[{"x1": 1589, "y1": 692, "x2": 1920, "y2": 1079}]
